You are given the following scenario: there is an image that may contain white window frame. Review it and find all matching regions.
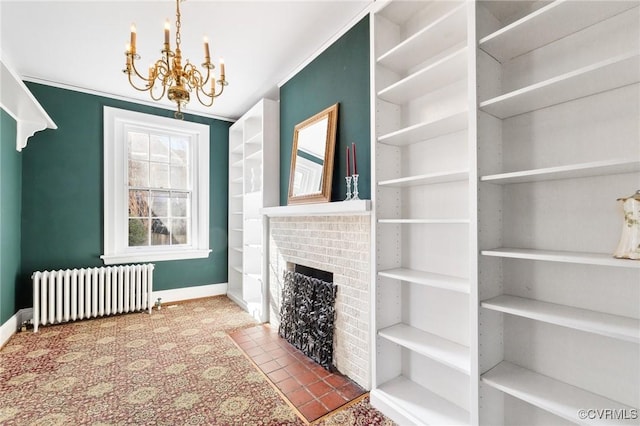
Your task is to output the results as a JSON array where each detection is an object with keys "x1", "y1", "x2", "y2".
[{"x1": 101, "y1": 106, "x2": 211, "y2": 265}]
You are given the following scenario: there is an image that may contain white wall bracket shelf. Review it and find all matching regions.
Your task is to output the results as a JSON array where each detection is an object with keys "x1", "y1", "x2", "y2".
[{"x1": 1, "y1": 60, "x2": 57, "y2": 151}]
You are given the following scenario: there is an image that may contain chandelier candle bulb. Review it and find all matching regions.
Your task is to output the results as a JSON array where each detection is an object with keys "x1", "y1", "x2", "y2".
[
  {"x1": 220, "y1": 58, "x2": 225, "y2": 79},
  {"x1": 164, "y1": 20, "x2": 170, "y2": 47},
  {"x1": 130, "y1": 24, "x2": 137, "y2": 52},
  {"x1": 204, "y1": 37, "x2": 210, "y2": 63}
]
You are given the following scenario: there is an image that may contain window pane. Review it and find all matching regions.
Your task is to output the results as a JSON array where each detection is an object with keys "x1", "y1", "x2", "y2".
[
  {"x1": 171, "y1": 137, "x2": 189, "y2": 166},
  {"x1": 150, "y1": 163, "x2": 169, "y2": 188},
  {"x1": 128, "y1": 218, "x2": 149, "y2": 246},
  {"x1": 170, "y1": 166, "x2": 188, "y2": 190},
  {"x1": 150, "y1": 191, "x2": 169, "y2": 217},
  {"x1": 150, "y1": 134, "x2": 170, "y2": 163},
  {"x1": 171, "y1": 193, "x2": 189, "y2": 217},
  {"x1": 171, "y1": 219, "x2": 188, "y2": 244},
  {"x1": 129, "y1": 160, "x2": 149, "y2": 187},
  {"x1": 128, "y1": 190, "x2": 149, "y2": 217},
  {"x1": 128, "y1": 132, "x2": 149, "y2": 160},
  {"x1": 151, "y1": 218, "x2": 170, "y2": 246}
]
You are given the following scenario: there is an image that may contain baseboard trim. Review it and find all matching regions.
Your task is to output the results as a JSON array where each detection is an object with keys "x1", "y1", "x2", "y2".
[
  {"x1": 0, "y1": 311, "x2": 19, "y2": 348},
  {"x1": 151, "y1": 282, "x2": 228, "y2": 304}
]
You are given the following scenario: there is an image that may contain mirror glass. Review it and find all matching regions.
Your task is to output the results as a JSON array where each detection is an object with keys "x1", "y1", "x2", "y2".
[{"x1": 288, "y1": 104, "x2": 338, "y2": 204}]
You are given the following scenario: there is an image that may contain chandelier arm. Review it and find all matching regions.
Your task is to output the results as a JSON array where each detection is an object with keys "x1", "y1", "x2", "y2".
[
  {"x1": 127, "y1": 71, "x2": 154, "y2": 92},
  {"x1": 184, "y1": 63, "x2": 208, "y2": 90},
  {"x1": 213, "y1": 81, "x2": 227, "y2": 98},
  {"x1": 129, "y1": 58, "x2": 154, "y2": 83},
  {"x1": 194, "y1": 85, "x2": 215, "y2": 107},
  {"x1": 149, "y1": 81, "x2": 167, "y2": 101}
]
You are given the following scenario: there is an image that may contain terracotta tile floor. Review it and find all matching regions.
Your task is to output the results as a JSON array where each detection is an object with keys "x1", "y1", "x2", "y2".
[{"x1": 229, "y1": 324, "x2": 365, "y2": 423}]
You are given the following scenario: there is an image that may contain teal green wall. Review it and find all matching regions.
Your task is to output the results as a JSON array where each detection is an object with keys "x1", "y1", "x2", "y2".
[
  {"x1": 0, "y1": 110, "x2": 21, "y2": 323},
  {"x1": 280, "y1": 16, "x2": 370, "y2": 204},
  {"x1": 19, "y1": 83, "x2": 230, "y2": 308}
]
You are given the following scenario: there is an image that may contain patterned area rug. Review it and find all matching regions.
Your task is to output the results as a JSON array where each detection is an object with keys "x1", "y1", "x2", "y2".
[{"x1": 0, "y1": 296, "x2": 393, "y2": 425}]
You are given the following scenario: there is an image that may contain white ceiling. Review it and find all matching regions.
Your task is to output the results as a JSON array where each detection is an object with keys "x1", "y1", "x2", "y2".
[{"x1": 0, "y1": 1, "x2": 373, "y2": 121}]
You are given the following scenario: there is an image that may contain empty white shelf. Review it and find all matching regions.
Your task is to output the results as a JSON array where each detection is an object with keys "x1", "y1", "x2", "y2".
[
  {"x1": 377, "y1": 3, "x2": 467, "y2": 73},
  {"x1": 371, "y1": 376, "x2": 470, "y2": 426},
  {"x1": 231, "y1": 159, "x2": 243, "y2": 168},
  {"x1": 378, "y1": 268, "x2": 470, "y2": 294},
  {"x1": 230, "y1": 246, "x2": 243, "y2": 253},
  {"x1": 231, "y1": 211, "x2": 243, "y2": 215},
  {"x1": 244, "y1": 243, "x2": 262, "y2": 249},
  {"x1": 245, "y1": 273, "x2": 261, "y2": 280},
  {"x1": 481, "y1": 295, "x2": 640, "y2": 343},
  {"x1": 231, "y1": 176, "x2": 243, "y2": 183},
  {"x1": 231, "y1": 144, "x2": 243, "y2": 154},
  {"x1": 378, "y1": 47, "x2": 468, "y2": 105},
  {"x1": 379, "y1": 323, "x2": 470, "y2": 374},
  {"x1": 232, "y1": 266, "x2": 243, "y2": 274},
  {"x1": 379, "y1": 170, "x2": 469, "y2": 187},
  {"x1": 377, "y1": 1, "x2": 432, "y2": 27},
  {"x1": 480, "y1": 51, "x2": 640, "y2": 119},
  {"x1": 379, "y1": 218, "x2": 469, "y2": 225},
  {"x1": 482, "y1": 361, "x2": 638, "y2": 426},
  {"x1": 230, "y1": 228, "x2": 243, "y2": 233},
  {"x1": 244, "y1": 131, "x2": 262, "y2": 145},
  {"x1": 232, "y1": 194, "x2": 244, "y2": 199},
  {"x1": 378, "y1": 110, "x2": 468, "y2": 146},
  {"x1": 481, "y1": 248, "x2": 640, "y2": 269},
  {"x1": 481, "y1": 159, "x2": 640, "y2": 184},
  {"x1": 479, "y1": 1, "x2": 637, "y2": 63},
  {"x1": 245, "y1": 149, "x2": 262, "y2": 161}
]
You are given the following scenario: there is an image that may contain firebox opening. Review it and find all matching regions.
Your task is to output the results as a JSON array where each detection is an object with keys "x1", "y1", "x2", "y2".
[
  {"x1": 279, "y1": 263, "x2": 337, "y2": 371},
  {"x1": 288, "y1": 262, "x2": 333, "y2": 284}
]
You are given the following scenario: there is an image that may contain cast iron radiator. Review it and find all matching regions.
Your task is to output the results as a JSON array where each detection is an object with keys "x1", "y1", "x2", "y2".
[{"x1": 279, "y1": 270, "x2": 337, "y2": 370}]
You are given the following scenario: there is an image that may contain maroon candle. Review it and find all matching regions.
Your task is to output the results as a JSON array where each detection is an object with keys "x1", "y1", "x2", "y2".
[
  {"x1": 352, "y1": 142, "x2": 357, "y2": 175},
  {"x1": 346, "y1": 146, "x2": 350, "y2": 176}
]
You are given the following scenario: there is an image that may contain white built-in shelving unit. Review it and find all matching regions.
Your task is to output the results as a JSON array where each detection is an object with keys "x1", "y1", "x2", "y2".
[
  {"x1": 227, "y1": 98, "x2": 279, "y2": 322},
  {"x1": 370, "y1": 0, "x2": 478, "y2": 424},
  {"x1": 370, "y1": 0, "x2": 640, "y2": 424},
  {"x1": 476, "y1": 1, "x2": 640, "y2": 425}
]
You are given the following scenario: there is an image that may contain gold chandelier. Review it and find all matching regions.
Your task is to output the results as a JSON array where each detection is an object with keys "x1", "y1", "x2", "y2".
[{"x1": 123, "y1": 0, "x2": 228, "y2": 119}]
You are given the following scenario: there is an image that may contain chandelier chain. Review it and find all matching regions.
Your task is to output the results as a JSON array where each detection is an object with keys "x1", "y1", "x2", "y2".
[{"x1": 175, "y1": 0, "x2": 182, "y2": 51}]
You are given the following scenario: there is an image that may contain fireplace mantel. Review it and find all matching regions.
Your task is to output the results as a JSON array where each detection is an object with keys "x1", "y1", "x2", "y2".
[{"x1": 261, "y1": 200, "x2": 371, "y2": 217}]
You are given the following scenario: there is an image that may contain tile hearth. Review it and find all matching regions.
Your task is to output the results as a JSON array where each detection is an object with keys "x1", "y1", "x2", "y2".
[{"x1": 229, "y1": 324, "x2": 365, "y2": 423}]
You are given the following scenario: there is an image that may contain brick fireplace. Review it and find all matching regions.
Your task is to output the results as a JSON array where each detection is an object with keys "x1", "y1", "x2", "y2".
[{"x1": 264, "y1": 205, "x2": 371, "y2": 389}]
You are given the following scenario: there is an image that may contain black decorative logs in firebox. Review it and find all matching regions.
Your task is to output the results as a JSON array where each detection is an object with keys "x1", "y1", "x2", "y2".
[{"x1": 279, "y1": 269, "x2": 337, "y2": 370}]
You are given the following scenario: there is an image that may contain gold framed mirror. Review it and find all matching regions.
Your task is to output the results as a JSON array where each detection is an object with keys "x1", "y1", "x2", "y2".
[{"x1": 287, "y1": 103, "x2": 338, "y2": 205}]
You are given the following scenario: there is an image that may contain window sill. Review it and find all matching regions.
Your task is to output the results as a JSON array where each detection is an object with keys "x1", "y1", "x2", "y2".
[{"x1": 101, "y1": 249, "x2": 212, "y2": 265}]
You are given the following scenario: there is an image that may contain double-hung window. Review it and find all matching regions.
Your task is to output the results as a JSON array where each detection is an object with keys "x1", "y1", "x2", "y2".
[{"x1": 102, "y1": 107, "x2": 210, "y2": 264}]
